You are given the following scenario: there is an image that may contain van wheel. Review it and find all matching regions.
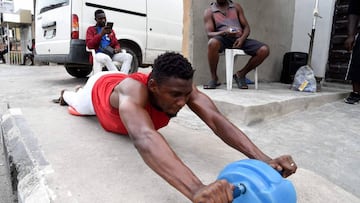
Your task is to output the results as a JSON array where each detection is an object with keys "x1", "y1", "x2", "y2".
[
  {"x1": 65, "y1": 64, "x2": 92, "y2": 78},
  {"x1": 121, "y1": 45, "x2": 139, "y2": 73}
]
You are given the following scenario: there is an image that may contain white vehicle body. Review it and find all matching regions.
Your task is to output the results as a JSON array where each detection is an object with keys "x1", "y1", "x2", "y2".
[{"x1": 35, "y1": 0, "x2": 183, "y2": 77}]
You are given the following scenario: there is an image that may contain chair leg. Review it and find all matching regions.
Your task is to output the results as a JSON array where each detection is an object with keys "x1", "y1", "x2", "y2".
[
  {"x1": 92, "y1": 62, "x2": 102, "y2": 75},
  {"x1": 225, "y1": 49, "x2": 234, "y2": 91},
  {"x1": 255, "y1": 68, "x2": 258, "y2": 90}
]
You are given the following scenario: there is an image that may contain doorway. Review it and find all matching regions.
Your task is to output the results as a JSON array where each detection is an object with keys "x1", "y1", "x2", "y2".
[{"x1": 326, "y1": 0, "x2": 351, "y2": 83}]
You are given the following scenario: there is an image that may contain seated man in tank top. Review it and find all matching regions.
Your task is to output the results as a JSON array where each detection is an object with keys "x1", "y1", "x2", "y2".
[{"x1": 203, "y1": 0, "x2": 269, "y2": 89}]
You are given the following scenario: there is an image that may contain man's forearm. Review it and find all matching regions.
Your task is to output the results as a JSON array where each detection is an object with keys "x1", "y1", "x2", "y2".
[
  {"x1": 215, "y1": 119, "x2": 271, "y2": 161},
  {"x1": 132, "y1": 130, "x2": 204, "y2": 200},
  {"x1": 120, "y1": 100, "x2": 204, "y2": 201},
  {"x1": 207, "y1": 30, "x2": 227, "y2": 38},
  {"x1": 240, "y1": 26, "x2": 250, "y2": 41}
]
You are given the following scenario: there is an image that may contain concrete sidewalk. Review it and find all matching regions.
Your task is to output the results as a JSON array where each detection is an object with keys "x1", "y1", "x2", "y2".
[{"x1": 1, "y1": 66, "x2": 359, "y2": 202}]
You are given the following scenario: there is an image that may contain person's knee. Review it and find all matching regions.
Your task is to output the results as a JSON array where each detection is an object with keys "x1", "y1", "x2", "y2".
[
  {"x1": 103, "y1": 55, "x2": 112, "y2": 63},
  {"x1": 126, "y1": 53, "x2": 133, "y2": 61},
  {"x1": 208, "y1": 38, "x2": 221, "y2": 53},
  {"x1": 256, "y1": 45, "x2": 270, "y2": 59}
]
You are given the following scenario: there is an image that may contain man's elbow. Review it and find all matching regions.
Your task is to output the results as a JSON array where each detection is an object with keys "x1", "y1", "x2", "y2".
[{"x1": 131, "y1": 132, "x2": 156, "y2": 155}]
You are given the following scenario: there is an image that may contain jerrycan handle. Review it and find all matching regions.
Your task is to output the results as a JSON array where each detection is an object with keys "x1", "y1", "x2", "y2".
[
  {"x1": 233, "y1": 183, "x2": 246, "y2": 198},
  {"x1": 232, "y1": 169, "x2": 285, "y2": 198}
]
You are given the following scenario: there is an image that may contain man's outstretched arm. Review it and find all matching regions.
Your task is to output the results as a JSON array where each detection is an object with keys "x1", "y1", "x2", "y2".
[
  {"x1": 114, "y1": 80, "x2": 233, "y2": 202},
  {"x1": 187, "y1": 86, "x2": 297, "y2": 177}
]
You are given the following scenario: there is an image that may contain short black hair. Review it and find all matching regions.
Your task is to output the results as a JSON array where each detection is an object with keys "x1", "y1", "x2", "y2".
[
  {"x1": 149, "y1": 52, "x2": 195, "y2": 84},
  {"x1": 94, "y1": 9, "x2": 105, "y2": 18}
]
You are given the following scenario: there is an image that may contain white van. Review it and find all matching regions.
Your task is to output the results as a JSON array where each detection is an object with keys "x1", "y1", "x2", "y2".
[{"x1": 35, "y1": 0, "x2": 183, "y2": 77}]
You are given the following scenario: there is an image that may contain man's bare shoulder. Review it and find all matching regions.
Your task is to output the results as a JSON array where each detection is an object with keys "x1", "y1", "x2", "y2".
[
  {"x1": 114, "y1": 77, "x2": 147, "y2": 94},
  {"x1": 233, "y1": 2, "x2": 243, "y2": 12},
  {"x1": 116, "y1": 78, "x2": 148, "y2": 101},
  {"x1": 204, "y1": 7, "x2": 211, "y2": 15},
  {"x1": 111, "y1": 77, "x2": 148, "y2": 108},
  {"x1": 187, "y1": 84, "x2": 205, "y2": 104}
]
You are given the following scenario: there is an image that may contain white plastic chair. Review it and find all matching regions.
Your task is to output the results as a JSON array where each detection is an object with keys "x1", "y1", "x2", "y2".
[
  {"x1": 86, "y1": 46, "x2": 102, "y2": 74},
  {"x1": 225, "y1": 49, "x2": 258, "y2": 90}
]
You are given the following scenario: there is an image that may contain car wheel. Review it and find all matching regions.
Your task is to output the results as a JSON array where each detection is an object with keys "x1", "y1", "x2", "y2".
[{"x1": 65, "y1": 64, "x2": 92, "y2": 78}]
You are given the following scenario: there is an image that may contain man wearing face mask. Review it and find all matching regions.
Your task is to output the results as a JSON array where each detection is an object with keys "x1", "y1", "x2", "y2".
[{"x1": 86, "y1": 9, "x2": 132, "y2": 74}]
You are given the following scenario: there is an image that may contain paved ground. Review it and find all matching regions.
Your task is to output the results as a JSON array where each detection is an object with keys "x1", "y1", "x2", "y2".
[{"x1": 0, "y1": 64, "x2": 359, "y2": 202}]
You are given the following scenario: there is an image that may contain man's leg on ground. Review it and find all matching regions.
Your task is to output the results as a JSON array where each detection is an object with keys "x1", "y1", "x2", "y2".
[
  {"x1": 22, "y1": 54, "x2": 29, "y2": 65},
  {"x1": 204, "y1": 38, "x2": 222, "y2": 89},
  {"x1": 344, "y1": 36, "x2": 360, "y2": 104},
  {"x1": 344, "y1": 81, "x2": 360, "y2": 104},
  {"x1": 0, "y1": 53, "x2": 5, "y2": 63},
  {"x1": 235, "y1": 45, "x2": 269, "y2": 77},
  {"x1": 62, "y1": 71, "x2": 120, "y2": 115},
  {"x1": 354, "y1": 81, "x2": 360, "y2": 93},
  {"x1": 112, "y1": 52, "x2": 133, "y2": 74},
  {"x1": 30, "y1": 54, "x2": 34, "y2": 65},
  {"x1": 234, "y1": 40, "x2": 270, "y2": 89}
]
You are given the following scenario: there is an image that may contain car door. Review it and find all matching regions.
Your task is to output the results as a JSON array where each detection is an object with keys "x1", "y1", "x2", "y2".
[{"x1": 35, "y1": 0, "x2": 72, "y2": 56}]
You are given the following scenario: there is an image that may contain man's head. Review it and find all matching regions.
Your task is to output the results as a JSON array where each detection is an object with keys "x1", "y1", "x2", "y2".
[
  {"x1": 148, "y1": 52, "x2": 195, "y2": 117},
  {"x1": 94, "y1": 9, "x2": 106, "y2": 27}
]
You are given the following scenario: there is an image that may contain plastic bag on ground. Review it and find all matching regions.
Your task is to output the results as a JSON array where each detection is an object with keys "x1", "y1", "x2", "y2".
[{"x1": 291, "y1": 65, "x2": 317, "y2": 92}]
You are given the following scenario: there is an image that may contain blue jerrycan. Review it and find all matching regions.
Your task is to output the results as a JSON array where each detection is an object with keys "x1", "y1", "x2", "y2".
[{"x1": 217, "y1": 159, "x2": 297, "y2": 203}]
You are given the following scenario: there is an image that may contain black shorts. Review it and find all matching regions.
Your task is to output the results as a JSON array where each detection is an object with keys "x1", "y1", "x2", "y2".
[
  {"x1": 347, "y1": 34, "x2": 360, "y2": 82},
  {"x1": 213, "y1": 36, "x2": 266, "y2": 56}
]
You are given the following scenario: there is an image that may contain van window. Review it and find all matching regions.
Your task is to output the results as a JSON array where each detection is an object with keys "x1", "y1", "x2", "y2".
[{"x1": 37, "y1": 0, "x2": 69, "y2": 14}]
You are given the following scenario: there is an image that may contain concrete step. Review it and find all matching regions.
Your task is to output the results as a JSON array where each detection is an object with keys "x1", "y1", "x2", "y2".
[{"x1": 199, "y1": 82, "x2": 350, "y2": 125}]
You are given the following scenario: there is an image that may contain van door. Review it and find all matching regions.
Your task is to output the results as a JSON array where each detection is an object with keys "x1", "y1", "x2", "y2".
[
  {"x1": 145, "y1": 0, "x2": 183, "y2": 61},
  {"x1": 35, "y1": 0, "x2": 71, "y2": 56}
]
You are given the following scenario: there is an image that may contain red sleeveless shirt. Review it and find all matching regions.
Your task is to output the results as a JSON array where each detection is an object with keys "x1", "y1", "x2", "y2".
[{"x1": 91, "y1": 72, "x2": 170, "y2": 135}]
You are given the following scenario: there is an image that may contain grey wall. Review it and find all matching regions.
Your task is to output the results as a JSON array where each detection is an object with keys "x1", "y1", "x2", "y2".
[{"x1": 189, "y1": 0, "x2": 296, "y2": 85}]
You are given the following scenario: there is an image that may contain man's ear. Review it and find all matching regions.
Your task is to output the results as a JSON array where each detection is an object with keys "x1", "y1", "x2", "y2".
[{"x1": 148, "y1": 78, "x2": 158, "y2": 92}]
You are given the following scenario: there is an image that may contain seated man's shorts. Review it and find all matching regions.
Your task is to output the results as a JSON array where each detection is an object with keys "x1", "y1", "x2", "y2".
[
  {"x1": 347, "y1": 34, "x2": 360, "y2": 82},
  {"x1": 213, "y1": 36, "x2": 266, "y2": 56}
]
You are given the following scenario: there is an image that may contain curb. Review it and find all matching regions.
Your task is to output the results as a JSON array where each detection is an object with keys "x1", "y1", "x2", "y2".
[{"x1": 1, "y1": 108, "x2": 54, "y2": 203}]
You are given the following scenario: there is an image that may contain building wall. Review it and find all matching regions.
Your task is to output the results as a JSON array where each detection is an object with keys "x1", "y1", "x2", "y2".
[{"x1": 185, "y1": 0, "x2": 336, "y2": 85}]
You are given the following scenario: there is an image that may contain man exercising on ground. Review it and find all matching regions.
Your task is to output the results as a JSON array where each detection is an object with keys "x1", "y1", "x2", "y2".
[{"x1": 54, "y1": 52, "x2": 297, "y2": 202}]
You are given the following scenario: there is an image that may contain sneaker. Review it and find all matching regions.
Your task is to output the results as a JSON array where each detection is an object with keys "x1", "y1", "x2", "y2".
[{"x1": 344, "y1": 92, "x2": 360, "y2": 104}]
